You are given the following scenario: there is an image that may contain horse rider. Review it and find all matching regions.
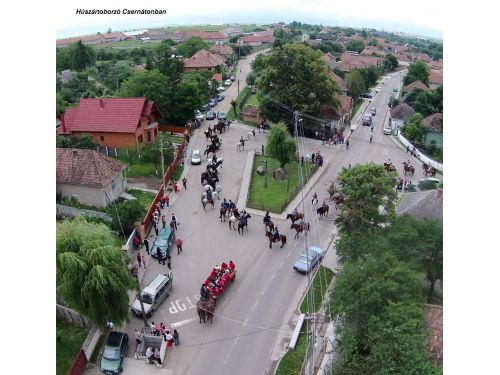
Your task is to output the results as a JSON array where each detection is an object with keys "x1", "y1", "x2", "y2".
[
  {"x1": 370, "y1": 134, "x2": 373, "y2": 143},
  {"x1": 299, "y1": 218, "x2": 306, "y2": 230},
  {"x1": 312, "y1": 192, "x2": 318, "y2": 204},
  {"x1": 229, "y1": 200, "x2": 236, "y2": 211},
  {"x1": 206, "y1": 189, "x2": 213, "y2": 203},
  {"x1": 240, "y1": 136, "x2": 244, "y2": 144},
  {"x1": 239, "y1": 214, "x2": 247, "y2": 226},
  {"x1": 273, "y1": 226, "x2": 280, "y2": 241},
  {"x1": 212, "y1": 153, "x2": 217, "y2": 165},
  {"x1": 263, "y1": 211, "x2": 271, "y2": 224},
  {"x1": 200, "y1": 284, "x2": 210, "y2": 300},
  {"x1": 322, "y1": 201, "x2": 328, "y2": 209},
  {"x1": 292, "y1": 208, "x2": 298, "y2": 217},
  {"x1": 221, "y1": 198, "x2": 228, "y2": 210}
]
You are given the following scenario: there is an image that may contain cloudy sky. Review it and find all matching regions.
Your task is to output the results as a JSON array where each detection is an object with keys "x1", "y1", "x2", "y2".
[{"x1": 56, "y1": 0, "x2": 443, "y2": 39}]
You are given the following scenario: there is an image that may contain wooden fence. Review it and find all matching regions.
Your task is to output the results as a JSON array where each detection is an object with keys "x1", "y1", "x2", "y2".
[
  {"x1": 56, "y1": 304, "x2": 91, "y2": 328},
  {"x1": 67, "y1": 349, "x2": 88, "y2": 375}
]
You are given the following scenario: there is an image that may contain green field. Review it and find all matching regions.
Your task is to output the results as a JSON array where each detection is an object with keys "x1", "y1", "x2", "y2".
[
  {"x1": 127, "y1": 189, "x2": 156, "y2": 211},
  {"x1": 246, "y1": 94, "x2": 259, "y2": 105},
  {"x1": 93, "y1": 39, "x2": 162, "y2": 49},
  {"x1": 247, "y1": 156, "x2": 318, "y2": 213},
  {"x1": 301, "y1": 266, "x2": 335, "y2": 313},
  {"x1": 56, "y1": 318, "x2": 89, "y2": 375}
]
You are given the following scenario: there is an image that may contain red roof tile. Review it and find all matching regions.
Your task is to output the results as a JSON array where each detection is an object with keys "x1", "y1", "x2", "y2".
[
  {"x1": 424, "y1": 113, "x2": 442, "y2": 132},
  {"x1": 59, "y1": 98, "x2": 160, "y2": 134},
  {"x1": 184, "y1": 49, "x2": 226, "y2": 68},
  {"x1": 429, "y1": 70, "x2": 443, "y2": 85},
  {"x1": 56, "y1": 148, "x2": 126, "y2": 187},
  {"x1": 403, "y1": 80, "x2": 429, "y2": 93},
  {"x1": 424, "y1": 304, "x2": 443, "y2": 365}
]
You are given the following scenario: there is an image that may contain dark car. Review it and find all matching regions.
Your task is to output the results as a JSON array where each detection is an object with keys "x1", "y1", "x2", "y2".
[
  {"x1": 360, "y1": 93, "x2": 373, "y2": 99},
  {"x1": 217, "y1": 111, "x2": 226, "y2": 120},
  {"x1": 206, "y1": 110, "x2": 216, "y2": 120},
  {"x1": 150, "y1": 228, "x2": 176, "y2": 259},
  {"x1": 202, "y1": 103, "x2": 211, "y2": 112},
  {"x1": 215, "y1": 94, "x2": 225, "y2": 102},
  {"x1": 100, "y1": 331, "x2": 128, "y2": 374},
  {"x1": 209, "y1": 98, "x2": 217, "y2": 107}
]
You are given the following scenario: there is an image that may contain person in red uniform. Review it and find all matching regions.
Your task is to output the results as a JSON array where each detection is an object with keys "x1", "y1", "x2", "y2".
[
  {"x1": 221, "y1": 262, "x2": 228, "y2": 270},
  {"x1": 229, "y1": 261, "x2": 235, "y2": 271},
  {"x1": 210, "y1": 268, "x2": 218, "y2": 278}
]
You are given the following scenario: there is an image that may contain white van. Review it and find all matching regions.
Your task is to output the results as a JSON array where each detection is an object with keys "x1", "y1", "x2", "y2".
[
  {"x1": 362, "y1": 114, "x2": 373, "y2": 126},
  {"x1": 131, "y1": 272, "x2": 173, "y2": 317}
]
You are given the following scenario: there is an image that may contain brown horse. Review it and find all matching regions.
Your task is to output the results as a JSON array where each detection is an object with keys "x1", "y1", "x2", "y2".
[
  {"x1": 384, "y1": 162, "x2": 396, "y2": 172},
  {"x1": 219, "y1": 206, "x2": 228, "y2": 221},
  {"x1": 316, "y1": 205, "x2": 329, "y2": 218},
  {"x1": 264, "y1": 220, "x2": 274, "y2": 233},
  {"x1": 197, "y1": 298, "x2": 216, "y2": 324},
  {"x1": 291, "y1": 223, "x2": 310, "y2": 239},
  {"x1": 197, "y1": 299, "x2": 206, "y2": 323},
  {"x1": 205, "y1": 298, "x2": 215, "y2": 323},
  {"x1": 402, "y1": 161, "x2": 415, "y2": 176},
  {"x1": 286, "y1": 212, "x2": 304, "y2": 226},
  {"x1": 424, "y1": 166, "x2": 436, "y2": 177},
  {"x1": 265, "y1": 231, "x2": 287, "y2": 249}
]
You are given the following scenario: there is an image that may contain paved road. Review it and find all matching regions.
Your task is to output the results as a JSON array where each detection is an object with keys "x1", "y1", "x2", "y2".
[{"x1": 100, "y1": 67, "x2": 440, "y2": 375}]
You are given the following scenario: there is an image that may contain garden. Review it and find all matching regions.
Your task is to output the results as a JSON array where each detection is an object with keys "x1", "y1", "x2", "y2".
[{"x1": 56, "y1": 318, "x2": 89, "y2": 375}]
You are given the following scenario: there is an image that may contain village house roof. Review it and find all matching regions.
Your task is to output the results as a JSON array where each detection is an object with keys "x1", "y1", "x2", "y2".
[
  {"x1": 56, "y1": 148, "x2": 127, "y2": 188},
  {"x1": 339, "y1": 52, "x2": 383, "y2": 72},
  {"x1": 403, "y1": 80, "x2": 430, "y2": 93},
  {"x1": 424, "y1": 304, "x2": 443, "y2": 365},
  {"x1": 335, "y1": 95, "x2": 352, "y2": 115},
  {"x1": 424, "y1": 113, "x2": 443, "y2": 133},
  {"x1": 238, "y1": 35, "x2": 275, "y2": 44},
  {"x1": 183, "y1": 49, "x2": 226, "y2": 69},
  {"x1": 396, "y1": 189, "x2": 443, "y2": 221},
  {"x1": 417, "y1": 52, "x2": 432, "y2": 62},
  {"x1": 253, "y1": 30, "x2": 275, "y2": 37},
  {"x1": 323, "y1": 53, "x2": 337, "y2": 70},
  {"x1": 429, "y1": 59, "x2": 443, "y2": 70},
  {"x1": 59, "y1": 98, "x2": 161, "y2": 135},
  {"x1": 209, "y1": 45, "x2": 234, "y2": 56},
  {"x1": 330, "y1": 72, "x2": 347, "y2": 92},
  {"x1": 390, "y1": 103, "x2": 416, "y2": 121},
  {"x1": 102, "y1": 32, "x2": 126, "y2": 40},
  {"x1": 429, "y1": 70, "x2": 443, "y2": 86},
  {"x1": 180, "y1": 30, "x2": 226, "y2": 42}
]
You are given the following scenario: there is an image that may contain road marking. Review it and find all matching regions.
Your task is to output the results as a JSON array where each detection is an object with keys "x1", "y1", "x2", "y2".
[
  {"x1": 223, "y1": 353, "x2": 231, "y2": 366},
  {"x1": 171, "y1": 317, "x2": 197, "y2": 328},
  {"x1": 278, "y1": 261, "x2": 284, "y2": 269},
  {"x1": 261, "y1": 286, "x2": 268, "y2": 296},
  {"x1": 251, "y1": 301, "x2": 259, "y2": 311},
  {"x1": 270, "y1": 273, "x2": 276, "y2": 281},
  {"x1": 233, "y1": 337, "x2": 239, "y2": 346},
  {"x1": 243, "y1": 317, "x2": 249, "y2": 326},
  {"x1": 287, "y1": 251, "x2": 292, "y2": 258}
]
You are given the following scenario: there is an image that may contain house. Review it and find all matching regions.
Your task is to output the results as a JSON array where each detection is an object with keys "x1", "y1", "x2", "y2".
[
  {"x1": 429, "y1": 70, "x2": 443, "y2": 89},
  {"x1": 123, "y1": 30, "x2": 148, "y2": 39},
  {"x1": 390, "y1": 103, "x2": 416, "y2": 129},
  {"x1": 59, "y1": 97, "x2": 162, "y2": 148},
  {"x1": 361, "y1": 46, "x2": 385, "y2": 57},
  {"x1": 209, "y1": 45, "x2": 234, "y2": 57},
  {"x1": 221, "y1": 27, "x2": 244, "y2": 37},
  {"x1": 179, "y1": 30, "x2": 227, "y2": 44},
  {"x1": 429, "y1": 59, "x2": 443, "y2": 70},
  {"x1": 338, "y1": 52, "x2": 383, "y2": 72},
  {"x1": 56, "y1": 148, "x2": 127, "y2": 208},
  {"x1": 237, "y1": 35, "x2": 275, "y2": 46},
  {"x1": 323, "y1": 53, "x2": 337, "y2": 71},
  {"x1": 57, "y1": 34, "x2": 105, "y2": 47},
  {"x1": 211, "y1": 73, "x2": 223, "y2": 84},
  {"x1": 403, "y1": 80, "x2": 430, "y2": 94},
  {"x1": 183, "y1": 49, "x2": 226, "y2": 72},
  {"x1": 301, "y1": 34, "x2": 309, "y2": 42},
  {"x1": 330, "y1": 72, "x2": 348, "y2": 95},
  {"x1": 101, "y1": 32, "x2": 127, "y2": 43},
  {"x1": 423, "y1": 113, "x2": 443, "y2": 147},
  {"x1": 424, "y1": 304, "x2": 443, "y2": 366},
  {"x1": 396, "y1": 189, "x2": 443, "y2": 222},
  {"x1": 319, "y1": 96, "x2": 352, "y2": 128},
  {"x1": 417, "y1": 52, "x2": 432, "y2": 63}
]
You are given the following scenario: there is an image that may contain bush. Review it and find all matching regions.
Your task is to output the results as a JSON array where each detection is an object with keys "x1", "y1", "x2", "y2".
[{"x1": 108, "y1": 199, "x2": 145, "y2": 234}]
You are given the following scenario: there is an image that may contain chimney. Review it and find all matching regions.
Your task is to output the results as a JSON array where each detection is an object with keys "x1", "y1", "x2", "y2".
[{"x1": 99, "y1": 98, "x2": 104, "y2": 109}]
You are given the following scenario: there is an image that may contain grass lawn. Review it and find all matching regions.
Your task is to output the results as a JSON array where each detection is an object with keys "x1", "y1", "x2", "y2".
[
  {"x1": 126, "y1": 162, "x2": 159, "y2": 177},
  {"x1": 300, "y1": 266, "x2": 335, "y2": 313},
  {"x1": 127, "y1": 189, "x2": 156, "y2": 211},
  {"x1": 227, "y1": 86, "x2": 249, "y2": 120},
  {"x1": 56, "y1": 318, "x2": 89, "y2": 375},
  {"x1": 246, "y1": 94, "x2": 259, "y2": 105},
  {"x1": 247, "y1": 156, "x2": 318, "y2": 213},
  {"x1": 93, "y1": 40, "x2": 161, "y2": 49},
  {"x1": 351, "y1": 98, "x2": 363, "y2": 118}
]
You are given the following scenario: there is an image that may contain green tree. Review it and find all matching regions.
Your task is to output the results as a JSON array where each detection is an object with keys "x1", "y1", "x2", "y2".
[
  {"x1": 359, "y1": 65, "x2": 380, "y2": 87},
  {"x1": 404, "y1": 60, "x2": 430, "y2": 86},
  {"x1": 56, "y1": 94, "x2": 67, "y2": 118},
  {"x1": 56, "y1": 216, "x2": 135, "y2": 327},
  {"x1": 346, "y1": 69, "x2": 366, "y2": 98},
  {"x1": 176, "y1": 36, "x2": 210, "y2": 58},
  {"x1": 383, "y1": 54, "x2": 399, "y2": 71},
  {"x1": 334, "y1": 163, "x2": 396, "y2": 236},
  {"x1": 265, "y1": 122, "x2": 297, "y2": 168},
  {"x1": 67, "y1": 40, "x2": 96, "y2": 71},
  {"x1": 119, "y1": 69, "x2": 172, "y2": 119},
  {"x1": 257, "y1": 44, "x2": 340, "y2": 129},
  {"x1": 140, "y1": 135, "x2": 174, "y2": 173},
  {"x1": 108, "y1": 200, "x2": 145, "y2": 234},
  {"x1": 246, "y1": 71, "x2": 257, "y2": 86},
  {"x1": 98, "y1": 61, "x2": 134, "y2": 90},
  {"x1": 146, "y1": 40, "x2": 183, "y2": 82},
  {"x1": 170, "y1": 77, "x2": 205, "y2": 122},
  {"x1": 403, "y1": 113, "x2": 427, "y2": 142},
  {"x1": 56, "y1": 47, "x2": 72, "y2": 71},
  {"x1": 56, "y1": 133, "x2": 98, "y2": 150},
  {"x1": 345, "y1": 40, "x2": 365, "y2": 53}
]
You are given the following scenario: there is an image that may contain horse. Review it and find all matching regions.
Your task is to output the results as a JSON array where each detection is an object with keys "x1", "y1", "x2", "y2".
[
  {"x1": 245, "y1": 130, "x2": 255, "y2": 141},
  {"x1": 291, "y1": 222, "x2": 310, "y2": 239},
  {"x1": 264, "y1": 220, "x2": 274, "y2": 233},
  {"x1": 196, "y1": 298, "x2": 215, "y2": 324},
  {"x1": 286, "y1": 212, "x2": 304, "y2": 226},
  {"x1": 236, "y1": 140, "x2": 245, "y2": 151},
  {"x1": 201, "y1": 197, "x2": 215, "y2": 211},
  {"x1": 384, "y1": 162, "x2": 396, "y2": 172},
  {"x1": 311, "y1": 197, "x2": 319, "y2": 209},
  {"x1": 402, "y1": 161, "x2": 415, "y2": 176},
  {"x1": 228, "y1": 215, "x2": 238, "y2": 230},
  {"x1": 219, "y1": 206, "x2": 228, "y2": 222},
  {"x1": 424, "y1": 166, "x2": 436, "y2": 177},
  {"x1": 196, "y1": 299, "x2": 206, "y2": 323},
  {"x1": 237, "y1": 214, "x2": 251, "y2": 235},
  {"x1": 316, "y1": 205, "x2": 329, "y2": 218},
  {"x1": 332, "y1": 195, "x2": 344, "y2": 209},
  {"x1": 265, "y1": 231, "x2": 287, "y2": 249}
]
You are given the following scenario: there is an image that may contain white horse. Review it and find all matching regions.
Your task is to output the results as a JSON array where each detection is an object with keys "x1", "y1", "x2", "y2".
[
  {"x1": 228, "y1": 215, "x2": 238, "y2": 230},
  {"x1": 245, "y1": 130, "x2": 255, "y2": 141}
]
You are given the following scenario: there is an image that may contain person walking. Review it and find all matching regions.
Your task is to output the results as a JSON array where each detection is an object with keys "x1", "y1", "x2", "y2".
[
  {"x1": 143, "y1": 238, "x2": 150, "y2": 254},
  {"x1": 137, "y1": 252, "x2": 142, "y2": 268},
  {"x1": 173, "y1": 181, "x2": 180, "y2": 194},
  {"x1": 141, "y1": 254, "x2": 146, "y2": 269},
  {"x1": 157, "y1": 247, "x2": 164, "y2": 265},
  {"x1": 175, "y1": 238, "x2": 183, "y2": 255},
  {"x1": 182, "y1": 177, "x2": 187, "y2": 190},
  {"x1": 406, "y1": 144, "x2": 410, "y2": 154},
  {"x1": 165, "y1": 253, "x2": 172, "y2": 270},
  {"x1": 261, "y1": 144, "x2": 264, "y2": 155},
  {"x1": 165, "y1": 330, "x2": 174, "y2": 348},
  {"x1": 146, "y1": 347, "x2": 154, "y2": 364},
  {"x1": 369, "y1": 134, "x2": 373, "y2": 143},
  {"x1": 173, "y1": 329, "x2": 180, "y2": 346},
  {"x1": 154, "y1": 348, "x2": 162, "y2": 365},
  {"x1": 161, "y1": 214, "x2": 166, "y2": 229},
  {"x1": 171, "y1": 213, "x2": 178, "y2": 231},
  {"x1": 346, "y1": 139, "x2": 350, "y2": 149},
  {"x1": 135, "y1": 329, "x2": 142, "y2": 348}
]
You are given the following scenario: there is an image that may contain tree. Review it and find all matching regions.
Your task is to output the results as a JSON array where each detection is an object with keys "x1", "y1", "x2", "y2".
[
  {"x1": 383, "y1": 54, "x2": 399, "y2": 71},
  {"x1": 56, "y1": 216, "x2": 135, "y2": 327},
  {"x1": 256, "y1": 44, "x2": 340, "y2": 129},
  {"x1": 403, "y1": 113, "x2": 427, "y2": 143},
  {"x1": 98, "y1": 61, "x2": 134, "y2": 90},
  {"x1": 345, "y1": 40, "x2": 365, "y2": 53},
  {"x1": 404, "y1": 60, "x2": 430, "y2": 86},
  {"x1": 108, "y1": 200, "x2": 145, "y2": 234},
  {"x1": 334, "y1": 163, "x2": 396, "y2": 236},
  {"x1": 146, "y1": 40, "x2": 183, "y2": 83},
  {"x1": 67, "y1": 40, "x2": 96, "y2": 71},
  {"x1": 119, "y1": 69, "x2": 172, "y2": 119},
  {"x1": 246, "y1": 71, "x2": 257, "y2": 86},
  {"x1": 56, "y1": 94, "x2": 67, "y2": 118},
  {"x1": 56, "y1": 133, "x2": 98, "y2": 150},
  {"x1": 140, "y1": 135, "x2": 175, "y2": 173},
  {"x1": 346, "y1": 69, "x2": 366, "y2": 98},
  {"x1": 359, "y1": 66, "x2": 380, "y2": 87},
  {"x1": 176, "y1": 36, "x2": 210, "y2": 58},
  {"x1": 170, "y1": 76, "x2": 205, "y2": 122},
  {"x1": 265, "y1": 122, "x2": 297, "y2": 168}
]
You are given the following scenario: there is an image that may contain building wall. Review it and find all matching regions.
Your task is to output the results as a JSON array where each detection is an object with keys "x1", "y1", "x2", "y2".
[
  {"x1": 74, "y1": 131, "x2": 137, "y2": 148},
  {"x1": 183, "y1": 66, "x2": 215, "y2": 72}
]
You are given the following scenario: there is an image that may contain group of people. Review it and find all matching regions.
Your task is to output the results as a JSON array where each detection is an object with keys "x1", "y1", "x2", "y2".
[
  {"x1": 136, "y1": 324, "x2": 180, "y2": 366},
  {"x1": 200, "y1": 261, "x2": 236, "y2": 300},
  {"x1": 220, "y1": 198, "x2": 236, "y2": 212},
  {"x1": 311, "y1": 152, "x2": 324, "y2": 166},
  {"x1": 395, "y1": 177, "x2": 413, "y2": 192}
]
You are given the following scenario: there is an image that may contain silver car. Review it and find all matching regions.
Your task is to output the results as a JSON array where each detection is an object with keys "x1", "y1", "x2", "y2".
[
  {"x1": 191, "y1": 150, "x2": 201, "y2": 165},
  {"x1": 293, "y1": 246, "x2": 325, "y2": 273}
]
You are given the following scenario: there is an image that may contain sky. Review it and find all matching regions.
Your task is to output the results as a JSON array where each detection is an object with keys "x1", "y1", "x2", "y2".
[{"x1": 55, "y1": 0, "x2": 443, "y2": 39}]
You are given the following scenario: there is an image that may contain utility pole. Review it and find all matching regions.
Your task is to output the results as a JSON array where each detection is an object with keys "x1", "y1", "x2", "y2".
[
  {"x1": 264, "y1": 159, "x2": 268, "y2": 188},
  {"x1": 134, "y1": 272, "x2": 148, "y2": 327},
  {"x1": 159, "y1": 133, "x2": 166, "y2": 195}
]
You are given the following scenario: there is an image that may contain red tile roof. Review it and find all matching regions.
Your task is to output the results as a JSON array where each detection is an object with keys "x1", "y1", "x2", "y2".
[
  {"x1": 336, "y1": 95, "x2": 352, "y2": 115},
  {"x1": 429, "y1": 70, "x2": 443, "y2": 85},
  {"x1": 330, "y1": 72, "x2": 347, "y2": 92},
  {"x1": 403, "y1": 80, "x2": 429, "y2": 93},
  {"x1": 212, "y1": 73, "x2": 223, "y2": 82},
  {"x1": 390, "y1": 103, "x2": 416, "y2": 120},
  {"x1": 209, "y1": 45, "x2": 234, "y2": 56},
  {"x1": 424, "y1": 113, "x2": 442, "y2": 132},
  {"x1": 180, "y1": 30, "x2": 226, "y2": 42},
  {"x1": 56, "y1": 148, "x2": 126, "y2": 187},
  {"x1": 424, "y1": 304, "x2": 443, "y2": 365},
  {"x1": 340, "y1": 52, "x2": 383, "y2": 72},
  {"x1": 184, "y1": 49, "x2": 226, "y2": 69},
  {"x1": 238, "y1": 35, "x2": 275, "y2": 44},
  {"x1": 59, "y1": 98, "x2": 161, "y2": 135}
]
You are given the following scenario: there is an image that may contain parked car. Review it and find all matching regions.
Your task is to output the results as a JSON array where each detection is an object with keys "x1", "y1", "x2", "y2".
[
  {"x1": 217, "y1": 111, "x2": 226, "y2": 120},
  {"x1": 383, "y1": 124, "x2": 392, "y2": 135},
  {"x1": 224, "y1": 79, "x2": 232, "y2": 86},
  {"x1": 293, "y1": 246, "x2": 325, "y2": 273},
  {"x1": 202, "y1": 103, "x2": 211, "y2": 112},
  {"x1": 362, "y1": 114, "x2": 373, "y2": 126},
  {"x1": 215, "y1": 94, "x2": 225, "y2": 102},
  {"x1": 216, "y1": 86, "x2": 225, "y2": 92},
  {"x1": 375, "y1": 87, "x2": 381, "y2": 92},
  {"x1": 191, "y1": 149, "x2": 201, "y2": 165},
  {"x1": 360, "y1": 93, "x2": 372, "y2": 99},
  {"x1": 369, "y1": 107, "x2": 377, "y2": 116},
  {"x1": 418, "y1": 177, "x2": 441, "y2": 191},
  {"x1": 131, "y1": 272, "x2": 173, "y2": 317},
  {"x1": 194, "y1": 110, "x2": 204, "y2": 122},
  {"x1": 150, "y1": 228, "x2": 176, "y2": 259},
  {"x1": 99, "y1": 331, "x2": 129, "y2": 374},
  {"x1": 206, "y1": 110, "x2": 216, "y2": 120},
  {"x1": 209, "y1": 98, "x2": 217, "y2": 107},
  {"x1": 230, "y1": 76, "x2": 235, "y2": 81}
]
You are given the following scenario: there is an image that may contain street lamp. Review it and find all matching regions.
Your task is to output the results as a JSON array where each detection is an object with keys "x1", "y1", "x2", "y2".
[{"x1": 261, "y1": 159, "x2": 268, "y2": 188}]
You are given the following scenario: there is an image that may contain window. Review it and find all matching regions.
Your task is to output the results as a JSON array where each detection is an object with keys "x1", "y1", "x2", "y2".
[
  {"x1": 111, "y1": 180, "x2": 116, "y2": 190},
  {"x1": 100, "y1": 135, "x2": 104, "y2": 141},
  {"x1": 138, "y1": 135, "x2": 143, "y2": 143},
  {"x1": 147, "y1": 131, "x2": 151, "y2": 142}
]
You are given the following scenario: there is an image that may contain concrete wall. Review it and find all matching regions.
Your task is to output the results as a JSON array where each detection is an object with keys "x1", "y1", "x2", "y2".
[
  {"x1": 397, "y1": 132, "x2": 443, "y2": 171},
  {"x1": 56, "y1": 204, "x2": 112, "y2": 221}
]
